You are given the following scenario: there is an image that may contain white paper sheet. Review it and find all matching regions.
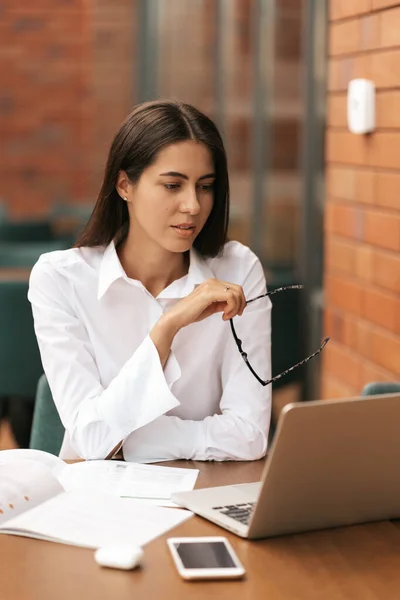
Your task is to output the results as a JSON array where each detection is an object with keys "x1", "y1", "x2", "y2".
[
  {"x1": 59, "y1": 461, "x2": 199, "y2": 507},
  {"x1": 0, "y1": 449, "x2": 65, "y2": 476},
  {"x1": 0, "y1": 450, "x2": 199, "y2": 507},
  {"x1": 0, "y1": 460, "x2": 63, "y2": 525},
  {"x1": 0, "y1": 489, "x2": 193, "y2": 549}
]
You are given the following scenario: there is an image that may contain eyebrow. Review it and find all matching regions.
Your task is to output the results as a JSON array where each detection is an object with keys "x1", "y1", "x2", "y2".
[{"x1": 159, "y1": 171, "x2": 216, "y2": 181}]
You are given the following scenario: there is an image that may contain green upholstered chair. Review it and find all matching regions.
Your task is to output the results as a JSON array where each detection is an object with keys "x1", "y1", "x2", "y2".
[
  {"x1": 0, "y1": 240, "x2": 70, "y2": 268},
  {"x1": 30, "y1": 374, "x2": 64, "y2": 456},
  {"x1": 0, "y1": 221, "x2": 54, "y2": 242},
  {"x1": 361, "y1": 382, "x2": 400, "y2": 396},
  {"x1": 0, "y1": 280, "x2": 45, "y2": 446},
  {"x1": 0, "y1": 281, "x2": 43, "y2": 397}
]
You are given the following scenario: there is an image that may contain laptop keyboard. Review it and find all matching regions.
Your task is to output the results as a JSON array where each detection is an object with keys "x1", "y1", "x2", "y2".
[{"x1": 212, "y1": 502, "x2": 255, "y2": 525}]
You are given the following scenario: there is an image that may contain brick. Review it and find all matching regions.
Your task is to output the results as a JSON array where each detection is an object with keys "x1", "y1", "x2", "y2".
[
  {"x1": 327, "y1": 94, "x2": 347, "y2": 127},
  {"x1": 342, "y1": 314, "x2": 360, "y2": 350},
  {"x1": 0, "y1": 0, "x2": 136, "y2": 218},
  {"x1": 324, "y1": 340, "x2": 363, "y2": 388},
  {"x1": 325, "y1": 201, "x2": 365, "y2": 240},
  {"x1": 324, "y1": 307, "x2": 339, "y2": 339},
  {"x1": 326, "y1": 130, "x2": 368, "y2": 165},
  {"x1": 373, "y1": 250, "x2": 400, "y2": 294},
  {"x1": 329, "y1": 19, "x2": 360, "y2": 56},
  {"x1": 325, "y1": 238, "x2": 357, "y2": 276},
  {"x1": 376, "y1": 91, "x2": 400, "y2": 128},
  {"x1": 360, "y1": 360, "x2": 399, "y2": 386},
  {"x1": 380, "y1": 6, "x2": 400, "y2": 48},
  {"x1": 321, "y1": 374, "x2": 356, "y2": 399},
  {"x1": 355, "y1": 245, "x2": 374, "y2": 282},
  {"x1": 367, "y1": 133, "x2": 400, "y2": 169},
  {"x1": 328, "y1": 60, "x2": 341, "y2": 92},
  {"x1": 355, "y1": 170, "x2": 376, "y2": 204},
  {"x1": 364, "y1": 209, "x2": 400, "y2": 251},
  {"x1": 330, "y1": 0, "x2": 372, "y2": 20},
  {"x1": 325, "y1": 274, "x2": 365, "y2": 315},
  {"x1": 326, "y1": 167, "x2": 376, "y2": 204},
  {"x1": 370, "y1": 50, "x2": 400, "y2": 88},
  {"x1": 359, "y1": 13, "x2": 381, "y2": 50},
  {"x1": 323, "y1": 307, "x2": 359, "y2": 349},
  {"x1": 367, "y1": 328, "x2": 400, "y2": 375},
  {"x1": 4, "y1": 0, "x2": 84, "y2": 11},
  {"x1": 5, "y1": 189, "x2": 51, "y2": 218},
  {"x1": 321, "y1": 371, "x2": 357, "y2": 398},
  {"x1": 328, "y1": 55, "x2": 370, "y2": 92},
  {"x1": 363, "y1": 287, "x2": 400, "y2": 333},
  {"x1": 326, "y1": 166, "x2": 356, "y2": 200},
  {"x1": 375, "y1": 172, "x2": 400, "y2": 210},
  {"x1": 355, "y1": 320, "x2": 374, "y2": 358}
]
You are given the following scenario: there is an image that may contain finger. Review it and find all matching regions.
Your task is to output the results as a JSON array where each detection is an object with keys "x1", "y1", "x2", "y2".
[
  {"x1": 210, "y1": 301, "x2": 226, "y2": 315},
  {"x1": 231, "y1": 285, "x2": 246, "y2": 315},
  {"x1": 222, "y1": 289, "x2": 241, "y2": 320},
  {"x1": 201, "y1": 281, "x2": 235, "y2": 317},
  {"x1": 220, "y1": 282, "x2": 245, "y2": 318},
  {"x1": 240, "y1": 288, "x2": 246, "y2": 315},
  {"x1": 202, "y1": 280, "x2": 241, "y2": 320},
  {"x1": 222, "y1": 291, "x2": 236, "y2": 318}
]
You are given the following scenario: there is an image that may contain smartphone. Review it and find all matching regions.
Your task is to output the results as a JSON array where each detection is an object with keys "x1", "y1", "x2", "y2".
[{"x1": 167, "y1": 536, "x2": 246, "y2": 580}]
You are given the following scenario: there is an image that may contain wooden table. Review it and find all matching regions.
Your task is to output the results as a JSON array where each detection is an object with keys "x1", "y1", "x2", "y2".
[{"x1": 2, "y1": 459, "x2": 400, "y2": 600}]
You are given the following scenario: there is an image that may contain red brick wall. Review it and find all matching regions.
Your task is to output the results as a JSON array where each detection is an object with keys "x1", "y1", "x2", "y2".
[
  {"x1": 0, "y1": 0, "x2": 135, "y2": 219},
  {"x1": 322, "y1": 0, "x2": 400, "y2": 398},
  {"x1": 91, "y1": 0, "x2": 136, "y2": 186}
]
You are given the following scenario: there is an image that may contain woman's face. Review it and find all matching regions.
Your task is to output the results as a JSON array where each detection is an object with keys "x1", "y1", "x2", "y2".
[{"x1": 118, "y1": 140, "x2": 215, "y2": 253}]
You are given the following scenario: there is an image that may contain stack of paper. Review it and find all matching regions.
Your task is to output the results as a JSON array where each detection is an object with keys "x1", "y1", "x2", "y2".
[
  {"x1": 0, "y1": 448, "x2": 199, "y2": 507},
  {"x1": 0, "y1": 449, "x2": 198, "y2": 549},
  {"x1": 59, "y1": 460, "x2": 199, "y2": 507}
]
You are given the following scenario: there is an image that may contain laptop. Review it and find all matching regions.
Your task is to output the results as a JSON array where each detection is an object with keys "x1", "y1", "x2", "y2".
[{"x1": 172, "y1": 394, "x2": 400, "y2": 538}]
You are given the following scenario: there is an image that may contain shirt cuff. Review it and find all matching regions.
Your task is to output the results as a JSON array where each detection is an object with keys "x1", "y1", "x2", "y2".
[
  {"x1": 122, "y1": 415, "x2": 208, "y2": 462},
  {"x1": 97, "y1": 335, "x2": 181, "y2": 438},
  {"x1": 163, "y1": 348, "x2": 181, "y2": 389}
]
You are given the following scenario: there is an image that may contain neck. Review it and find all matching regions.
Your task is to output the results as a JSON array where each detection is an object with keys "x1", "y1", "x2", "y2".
[{"x1": 117, "y1": 228, "x2": 189, "y2": 298}]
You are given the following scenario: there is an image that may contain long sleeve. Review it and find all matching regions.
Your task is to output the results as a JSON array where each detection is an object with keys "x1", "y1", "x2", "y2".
[
  {"x1": 123, "y1": 258, "x2": 272, "y2": 462},
  {"x1": 28, "y1": 261, "x2": 181, "y2": 460}
]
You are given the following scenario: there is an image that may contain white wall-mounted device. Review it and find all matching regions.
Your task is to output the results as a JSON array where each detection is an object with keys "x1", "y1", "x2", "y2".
[{"x1": 347, "y1": 79, "x2": 375, "y2": 135}]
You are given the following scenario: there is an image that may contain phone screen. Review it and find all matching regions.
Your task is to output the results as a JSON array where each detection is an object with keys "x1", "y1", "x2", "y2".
[{"x1": 174, "y1": 541, "x2": 236, "y2": 569}]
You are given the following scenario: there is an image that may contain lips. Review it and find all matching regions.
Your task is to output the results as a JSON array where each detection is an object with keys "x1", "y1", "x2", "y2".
[
  {"x1": 171, "y1": 224, "x2": 197, "y2": 238},
  {"x1": 172, "y1": 224, "x2": 196, "y2": 230}
]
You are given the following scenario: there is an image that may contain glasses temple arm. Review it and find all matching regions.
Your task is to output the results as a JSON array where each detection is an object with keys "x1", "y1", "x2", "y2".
[
  {"x1": 229, "y1": 320, "x2": 266, "y2": 386},
  {"x1": 230, "y1": 313, "x2": 330, "y2": 388},
  {"x1": 259, "y1": 337, "x2": 330, "y2": 387},
  {"x1": 246, "y1": 284, "x2": 304, "y2": 305}
]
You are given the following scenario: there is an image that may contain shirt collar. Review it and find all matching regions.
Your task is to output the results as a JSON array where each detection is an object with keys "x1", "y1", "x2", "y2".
[
  {"x1": 97, "y1": 241, "x2": 215, "y2": 300},
  {"x1": 97, "y1": 242, "x2": 127, "y2": 300}
]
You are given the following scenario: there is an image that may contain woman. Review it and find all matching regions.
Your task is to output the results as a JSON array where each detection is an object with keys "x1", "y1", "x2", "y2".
[{"x1": 28, "y1": 100, "x2": 272, "y2": 461}]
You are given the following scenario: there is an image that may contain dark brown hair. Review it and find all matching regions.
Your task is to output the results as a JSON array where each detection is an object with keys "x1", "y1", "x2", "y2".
[{"x1": 75, "y1": 99, "x2": 230, "y2": 257}]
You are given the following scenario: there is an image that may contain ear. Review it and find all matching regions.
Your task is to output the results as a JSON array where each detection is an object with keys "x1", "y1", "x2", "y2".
[{"x1": 116, "y1": 170, "x2": 131, "y2": 202}]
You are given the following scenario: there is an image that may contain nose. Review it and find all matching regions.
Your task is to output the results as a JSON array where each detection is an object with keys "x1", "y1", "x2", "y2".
[{"x1": 180, "y1": 187, "x2": 201, "y2": 215}]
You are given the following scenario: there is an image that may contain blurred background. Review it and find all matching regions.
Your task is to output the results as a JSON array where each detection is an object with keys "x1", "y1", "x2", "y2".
[{"x1": 0, "y1": 0, "x2": 399, "y2": 450}]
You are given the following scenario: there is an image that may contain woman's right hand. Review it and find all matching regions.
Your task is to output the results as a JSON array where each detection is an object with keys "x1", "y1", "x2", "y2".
[
  {"x1": 150, "y1": 279, "x2": 246, "y2": 366},
  {"x1": 163, "y1": 278, "x2": 246, "y2": 333}
]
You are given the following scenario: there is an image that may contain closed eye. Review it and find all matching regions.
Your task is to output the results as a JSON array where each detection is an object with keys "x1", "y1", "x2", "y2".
[
  {"x1": 199, "y1": 183, "x2": 214, "y2": 192},
  {"x1": 164, "y1": 183, "x2": 214, "y2": 192}
]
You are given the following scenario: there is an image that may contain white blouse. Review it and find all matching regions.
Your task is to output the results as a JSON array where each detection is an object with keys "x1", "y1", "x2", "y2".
[{"x1": 28, "y1": 240, "x2": 272, "y2": 461}]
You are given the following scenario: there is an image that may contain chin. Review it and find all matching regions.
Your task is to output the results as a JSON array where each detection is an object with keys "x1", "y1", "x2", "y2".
[{"x1": 165, "y1": 240, "x2": 193, "y2": 253}]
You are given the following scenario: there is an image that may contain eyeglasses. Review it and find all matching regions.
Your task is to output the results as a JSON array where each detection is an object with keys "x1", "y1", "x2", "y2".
[{"x1": 229, "y1": 284, "x2": 330, "y2": 387}]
